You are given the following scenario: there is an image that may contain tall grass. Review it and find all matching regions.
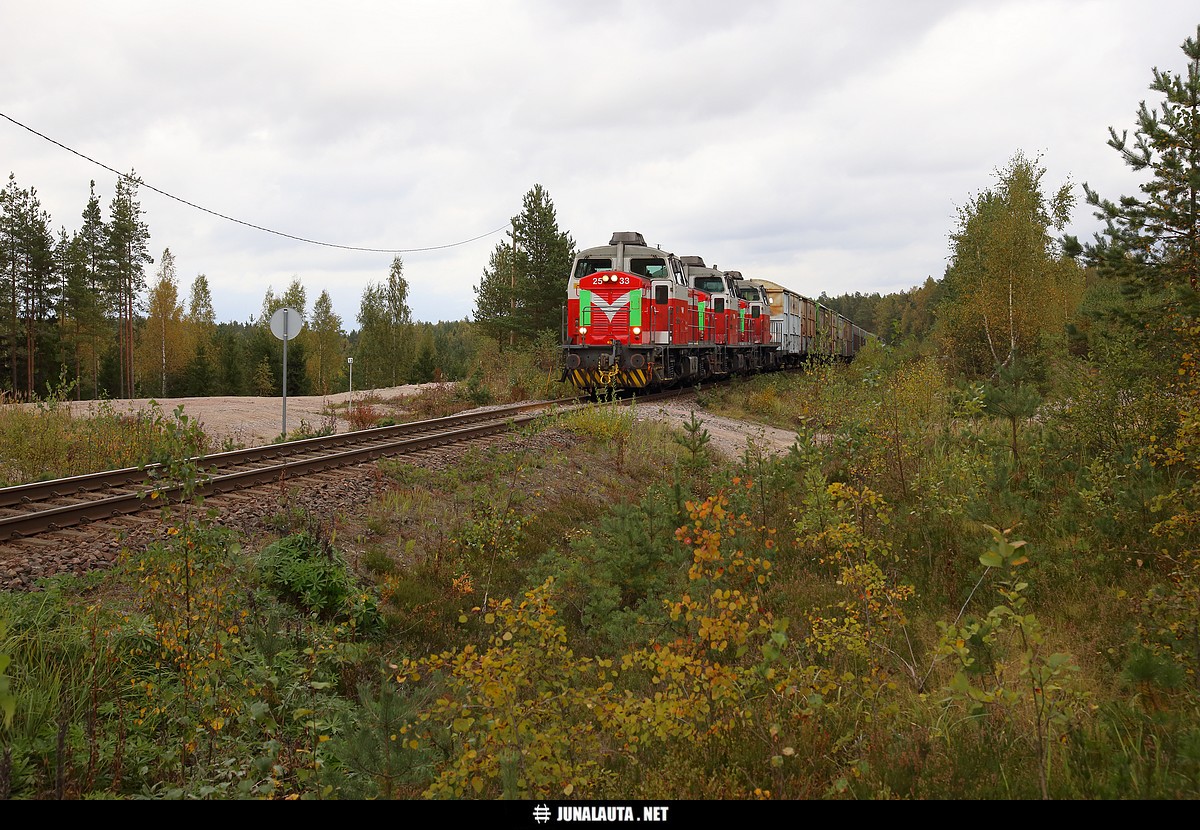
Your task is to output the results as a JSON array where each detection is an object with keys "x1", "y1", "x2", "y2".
[{"x1": 0, "y1": 395, "x2": 218, "y2": 486}]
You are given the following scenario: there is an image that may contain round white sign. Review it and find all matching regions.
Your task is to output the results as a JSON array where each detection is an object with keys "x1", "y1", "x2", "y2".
[{"x1": 269, "y1": 306, "x2": 305, "y2": 340}]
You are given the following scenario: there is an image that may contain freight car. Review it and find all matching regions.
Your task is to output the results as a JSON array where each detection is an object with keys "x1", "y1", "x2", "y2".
[{"x1": 560, "y1": 231, "x2": 873, "y2": 393}]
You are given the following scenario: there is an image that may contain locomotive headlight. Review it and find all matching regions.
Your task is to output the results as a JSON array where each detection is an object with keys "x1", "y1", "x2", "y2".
[
  {"x1": 578, "y1": 325, "x2": 588, "y2": 334},
  {"x1": 632, "y1": 326, "x2": 641, "y2": 335}
]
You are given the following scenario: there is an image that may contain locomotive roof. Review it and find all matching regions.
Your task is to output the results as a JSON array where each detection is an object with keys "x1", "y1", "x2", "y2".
[
  {"x1": 577, "y1": 237, "x2": 672, "y2": 258},
  {"x1": 682, "y1": 257, "x2": 725, "y2": 277},
  {"x1": 609, "y1": 231, "x2": 646, "y2": 245}
]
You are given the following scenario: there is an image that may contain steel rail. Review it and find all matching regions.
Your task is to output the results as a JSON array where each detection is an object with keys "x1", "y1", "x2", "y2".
[
  {"x1": 0, "y1": 411, "x2": 550, "y2": 541},
  {"x1": 0, "y1": 385, "x2": 698, "y2": 542},
  {"x1": 0, "y1": 400, "x2": 566, "y2": 509}
]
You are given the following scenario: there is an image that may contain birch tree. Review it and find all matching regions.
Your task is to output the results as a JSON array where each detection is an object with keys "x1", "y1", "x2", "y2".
[
  {"x1": 307, "y1": 289, "x2": 345, "y2": 395},
  {"x1": 137, "y1": 248, "x2": 187, "y2": 396},
  {"x1": 356, "y1": 256, "x2": 412, "y2": 388},
  {"x1": 937, "y1": 152, "x2": 1083, "y2": 377}
]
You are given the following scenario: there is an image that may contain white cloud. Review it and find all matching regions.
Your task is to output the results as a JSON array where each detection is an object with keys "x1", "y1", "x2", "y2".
[{"x1": 1, "y1": 0, "x2": 1196, "y2": 327}]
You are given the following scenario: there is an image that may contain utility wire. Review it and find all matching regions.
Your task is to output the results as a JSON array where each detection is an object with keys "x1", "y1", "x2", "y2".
[{"x1": 1, "y1": 111, "x2": 507, "y2": 253}]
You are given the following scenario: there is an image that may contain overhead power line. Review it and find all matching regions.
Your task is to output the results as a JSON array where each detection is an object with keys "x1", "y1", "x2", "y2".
[{"x1": 0, "y1": 111, "x2": 507, "y2": 253}]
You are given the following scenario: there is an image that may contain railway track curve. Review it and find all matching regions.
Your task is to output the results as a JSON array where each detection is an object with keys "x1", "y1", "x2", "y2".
[
  {"x1": 0, "y1": 400, "x2": 569, "y2": 542},
  {"x1": 0, "y1": 386, "x2": 700, "y2": 591}
]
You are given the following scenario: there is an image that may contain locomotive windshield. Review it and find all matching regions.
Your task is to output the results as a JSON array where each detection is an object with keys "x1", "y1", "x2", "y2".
[
  {"x1": 573, "y1": 258, "x2": 613, "y2": 279},
  {"x1": 629, "y1": 258, "x2": 667, "y2": 278},
  {"x1": 693, "y1": 275, "x2": 728, "y2": 294}
]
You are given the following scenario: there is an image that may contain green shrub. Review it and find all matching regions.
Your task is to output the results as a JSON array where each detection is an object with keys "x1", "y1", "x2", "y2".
[{"x1": 258, "y1": 532, "x2": 380, "y2": 633}]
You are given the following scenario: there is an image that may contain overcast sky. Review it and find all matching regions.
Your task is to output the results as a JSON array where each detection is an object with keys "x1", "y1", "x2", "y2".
[{"x1": 2, "y1": 1, "x2": 1197, "y2": 328}]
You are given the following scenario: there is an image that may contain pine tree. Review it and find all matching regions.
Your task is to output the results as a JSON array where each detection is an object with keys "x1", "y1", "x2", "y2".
[
  {"x1": 0, "y1": 175, "x2": 57, "y2": 396},
  {"x1": 77, "y1": 181, "x2": 110, "y2": 398},
  {"x1": 1, "y1": 174, "x2": 25, "y2": 394},
  {"x1": 105, "y1": 171, "x2": 153, "y2": 398},
  {"x1": 1081, "y1": 24, "x2": 1200, "y2": 341},
  {"x1": 1079, "y1": 27, "x2": 1200, "y2": 664},
  {"x1": 57, "y1": 226, "x2": 93, "y2": 398}
]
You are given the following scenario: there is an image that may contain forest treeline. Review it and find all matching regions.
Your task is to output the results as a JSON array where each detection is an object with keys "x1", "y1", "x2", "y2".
[
  {"x1": 0, "y1": 170, "x2": 578, "y2": 402},
  {"x1": 1, "y1": 114, "x2": 1045, "y2": 405},
  {"x1": 0, "y1": 136, "x2": 1091, "y2": 407}
]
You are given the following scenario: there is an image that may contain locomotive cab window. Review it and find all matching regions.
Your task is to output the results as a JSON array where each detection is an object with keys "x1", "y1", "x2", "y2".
[
  {"x1": 694, "y1": 276, "x2": 726, "y2": 294},
  {"x1": 573, "y1": 258, "x2": 613, "y2": 279},
  {"x1": 654, "y1": 285, "x2": 669, "y2": 304},
  {"x1": 630, "y1": 258, "x2": 667, "y2": 278}
]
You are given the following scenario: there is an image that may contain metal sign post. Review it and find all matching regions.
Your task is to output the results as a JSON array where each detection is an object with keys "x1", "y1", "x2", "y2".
[{"x1": 269, "y1": 306, "x2": 305, "y2": 440}]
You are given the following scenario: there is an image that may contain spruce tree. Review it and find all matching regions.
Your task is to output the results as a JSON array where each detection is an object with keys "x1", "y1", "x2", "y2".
[
  {"x1": 473, "y1": 184, "x2": 575, "y2": 347},
  {"x1": 514, "y1": 184, "x2": 576, "y2": 338},
  {"x1": 472, "y1": 242, "x2": 517, "y2": 346}
]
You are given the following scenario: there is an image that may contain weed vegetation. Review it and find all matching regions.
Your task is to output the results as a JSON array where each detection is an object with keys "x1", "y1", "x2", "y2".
[{"x1": 2, "y1": 334, "x2": 1199, "y2": 800}]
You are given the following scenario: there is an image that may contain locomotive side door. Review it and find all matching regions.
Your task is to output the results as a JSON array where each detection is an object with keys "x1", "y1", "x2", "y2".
[{"x1": 651, "y1": 279, "x2": 671, "y2": 345}]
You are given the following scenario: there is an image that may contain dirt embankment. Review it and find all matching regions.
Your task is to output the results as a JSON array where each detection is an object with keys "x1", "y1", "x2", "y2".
[
  {"x1": 20, "y1": 384, "x2": 802, "y2": 459},
  {"x1": 47, "y1": 385, "x2": 430, "y2": 448}
]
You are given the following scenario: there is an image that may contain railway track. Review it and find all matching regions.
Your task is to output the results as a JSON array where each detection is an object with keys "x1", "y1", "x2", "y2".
[
  {"x1": 0, "y1": 385, "x2": 705, "y2": 591},
  {"x1": 0, "y1": 385, "x2": 703, "y2": 543},
  {"x1": 0, "y1": 400, "x2": 572, "y2": 542}
]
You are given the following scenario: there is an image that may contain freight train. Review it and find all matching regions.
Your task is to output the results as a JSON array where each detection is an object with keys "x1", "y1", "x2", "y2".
[{"x1": 560, "y1": 231, "x2": 874, "y2": 392}]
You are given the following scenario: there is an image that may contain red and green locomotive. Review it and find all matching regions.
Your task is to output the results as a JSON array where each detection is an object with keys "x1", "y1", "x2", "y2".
[{"x1": 561, "y1": 231, "x2": 872, "y2": 393}]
